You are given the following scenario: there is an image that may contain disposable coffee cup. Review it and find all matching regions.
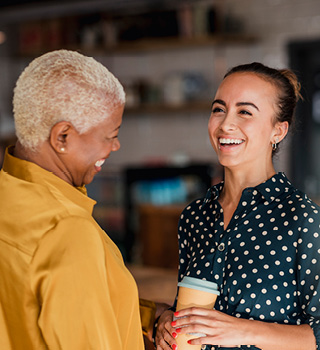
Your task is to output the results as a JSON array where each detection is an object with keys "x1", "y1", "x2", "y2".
[{"x1": 175, "y1": 276, "x2": 220, "y2": 350}]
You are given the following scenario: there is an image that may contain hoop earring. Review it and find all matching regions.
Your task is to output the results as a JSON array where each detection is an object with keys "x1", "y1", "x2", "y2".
[{"x1": 272, "y1": 143, "x2": 277, "y2": 151}]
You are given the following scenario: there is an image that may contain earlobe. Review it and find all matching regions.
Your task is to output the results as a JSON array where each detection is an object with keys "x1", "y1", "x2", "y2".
[{"x1": 50, "y1": 121, "x2": 72, "y2": 154}]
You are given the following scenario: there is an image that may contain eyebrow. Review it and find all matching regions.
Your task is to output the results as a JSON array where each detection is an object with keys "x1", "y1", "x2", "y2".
[
  {"x1": 211, "y1": 99, "x2": 225, "y2": 107},
  {"x1": 212, "y1": 99, "x2": 260, "y2": 111}
]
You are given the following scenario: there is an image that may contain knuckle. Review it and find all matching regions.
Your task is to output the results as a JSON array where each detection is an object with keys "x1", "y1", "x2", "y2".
[
  {"x1": 189, "y1": 315, "x2": 197, "y2": 322},
  {"x1": 159, "y1": 338, "x2": 167, "y2": 347}
]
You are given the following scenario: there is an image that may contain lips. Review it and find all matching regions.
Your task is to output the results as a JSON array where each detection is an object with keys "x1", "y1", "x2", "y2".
[{"x1": 95, "y1": 159, "x2": 105, "y2": 168}]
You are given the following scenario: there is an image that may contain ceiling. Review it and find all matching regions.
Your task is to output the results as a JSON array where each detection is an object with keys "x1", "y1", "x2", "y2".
[
  {"x1": 0, "y1": 0, "x2": 76, "y2": 7},
  {"x1": 0, "y1": 0, "x2": 203, "y2": 25},
  {"x1": 0, "y1": 0, "x2": 176, "y2": 23},
  {"x1": 0, "y1": 0, "x2": 143, "y2": 24}
]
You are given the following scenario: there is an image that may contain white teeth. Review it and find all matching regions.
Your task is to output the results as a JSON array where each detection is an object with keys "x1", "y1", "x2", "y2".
[
  {"x1": 95, "y1": 159, "x2": 105, "y2": 167},
  {"x1": 219, "y1": 138, "x2": 244, "y2": 145}
]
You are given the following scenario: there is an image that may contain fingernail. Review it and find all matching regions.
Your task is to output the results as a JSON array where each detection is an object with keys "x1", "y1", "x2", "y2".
[
  {"x1": 172, "y1": 332, "x2": 177, "y2": 338},
  {"x1": 187, "y1": 340, "x2": 191, "y2": 344},
  {"x1": 174, "y1": 311, "x2": 179, "y2": 317},
  {"x1": 176, "y1": 328, "x2": 181, "y2": 333},
  {"x1": 171, "y1": 320, "x2": 177, "y2": 327},
  {"x1": 172, "y1": 344, "x2": 178, "y2": 350}
]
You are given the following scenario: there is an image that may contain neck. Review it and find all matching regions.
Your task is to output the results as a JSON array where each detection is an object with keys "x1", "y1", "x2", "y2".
[
  {"x1": 13, "y1": 141, "x2": 73, "y2": 185},
  {"x1": 13, "y1": 141, "x2": 37, "y2": 162},
  {"x1": 220, "y1": 166, "x2": 276, "y2": 205}
]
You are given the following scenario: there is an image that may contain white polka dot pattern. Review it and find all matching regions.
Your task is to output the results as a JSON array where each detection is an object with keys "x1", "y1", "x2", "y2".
[{"x1": 175, "y1": 173, "x2": 320, "y2": 350}]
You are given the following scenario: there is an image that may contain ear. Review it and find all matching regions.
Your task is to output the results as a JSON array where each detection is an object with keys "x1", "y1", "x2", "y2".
[
  {"x1": 272, "y1": 121, "x2": 289, "y2": 144},
  {"x1": 49, "y1": 121, "x2": 75, "y2": 154}
]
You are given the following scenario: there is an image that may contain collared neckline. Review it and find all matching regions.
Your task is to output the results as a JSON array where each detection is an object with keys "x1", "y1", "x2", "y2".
[
  {"x1": 254, "y1": 172, "x2": 293, "y2": 202},
  {"x1": 202, "y1": 172, "x2": 293, "y2": 208},
  {"x1": 2, "y1": 146, "x2": 96, "y2": 214}
]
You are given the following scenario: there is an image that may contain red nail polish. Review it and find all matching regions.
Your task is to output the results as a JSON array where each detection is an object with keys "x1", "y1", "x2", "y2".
[
  {"x1": 174, "y1": 311, "x2": 179, "y2": 317},
  {"x1": 171, "y1": 320, "x2": 177, "y2": 327},
  {"x1": 187, "y1": 340, "x2": 192, "y2": 344},
  {"x1": 176, "y1": 328, "x2": 181, "y2": 333},
  {"x1": 172, "y1": 332, "x2": 177, "y2": 338},
  {"x1": 172, "y1": 344, "x2": 178, "y2": 350}
]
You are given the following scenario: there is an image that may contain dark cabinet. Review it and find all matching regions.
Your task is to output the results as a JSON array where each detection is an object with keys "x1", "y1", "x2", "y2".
[{"x1": 288, "y1": 39, "x2": 320, "y2": 200}]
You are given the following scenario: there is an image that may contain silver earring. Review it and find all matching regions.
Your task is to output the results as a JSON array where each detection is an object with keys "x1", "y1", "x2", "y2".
[{"x1": 272, "y1": 137, "x2": 279, "y2": 151}]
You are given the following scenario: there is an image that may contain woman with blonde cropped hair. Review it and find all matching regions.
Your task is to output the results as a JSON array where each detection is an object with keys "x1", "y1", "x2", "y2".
[{"x1": 0, "y1": 50, "x2": 144, "y2": 350}]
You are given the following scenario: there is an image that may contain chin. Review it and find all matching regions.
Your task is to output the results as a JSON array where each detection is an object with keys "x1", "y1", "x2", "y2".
[
  {"x1": 219, "y1": 159, "x2": 241, "y2": 169},
  {"x1": 83, "y1": 179, "x2": 93, "y2": 186}
]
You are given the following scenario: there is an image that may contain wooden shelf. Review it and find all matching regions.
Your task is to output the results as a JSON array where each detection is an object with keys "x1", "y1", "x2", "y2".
[
  {"x1": 124, "y1": 101, "x2": 212, "y2": 115},
  {"x1": 95, "y1": 33, "x2": 258, "y2": 54},
  {"x1": 18, "y1": 33, "x2": 258, "y2": 57}
]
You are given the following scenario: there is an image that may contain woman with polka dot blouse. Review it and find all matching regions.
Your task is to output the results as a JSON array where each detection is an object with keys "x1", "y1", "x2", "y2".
[{"x1": 155, "y1": 62, "x2": 320, "y2": 350}]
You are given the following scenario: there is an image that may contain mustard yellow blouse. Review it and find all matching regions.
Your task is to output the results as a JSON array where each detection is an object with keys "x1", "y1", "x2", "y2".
[{"x1": 0, "y1": 147, "x2": 144, "y2": 350}]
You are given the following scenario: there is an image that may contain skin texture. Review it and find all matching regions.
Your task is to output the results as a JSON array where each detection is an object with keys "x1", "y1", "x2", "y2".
[
  {"x1": 155, "y1": 73, "x2": 316, "y2": 350},
  {"x1": 14, "y1": 104, "x2": 124, "y2": 187}
]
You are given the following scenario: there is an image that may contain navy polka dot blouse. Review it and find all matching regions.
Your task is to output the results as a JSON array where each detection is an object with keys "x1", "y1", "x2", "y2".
[{"x1": 176, "y1": 173, "x2": 320, "y2": 350}]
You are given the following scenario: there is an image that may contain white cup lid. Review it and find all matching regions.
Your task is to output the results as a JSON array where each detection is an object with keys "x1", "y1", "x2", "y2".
[{"x1": 178, "y1": 276, "x2": 220, "y2": 295}]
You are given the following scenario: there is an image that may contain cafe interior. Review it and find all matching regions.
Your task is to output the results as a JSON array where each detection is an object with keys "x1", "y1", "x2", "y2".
[{"x1": 0, "y1": 0, "x2": 320, "y2": 306}]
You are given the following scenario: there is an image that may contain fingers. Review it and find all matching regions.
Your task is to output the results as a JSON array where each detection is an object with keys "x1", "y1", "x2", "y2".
[
  {"x1": 174, "y1": 307, "x2": 214, "y2": 318},
  {"x1": 172, "y1": 309, "x2": 250, "y2": 347},
  {"x1": 155, "y1": 310, "x2": 177, "y2": 350},
  {"x1": 172, "y1": 311, "x2": 215, "y2": 330}
]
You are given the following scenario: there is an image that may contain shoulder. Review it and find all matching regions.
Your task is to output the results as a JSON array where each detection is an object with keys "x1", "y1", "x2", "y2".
[
  {"x1": 44, "y1": 216, "x2": 100, "y2": 245},
  {"x1": 34, "y1": 216, "x2": 104, "y2": 267},
  {"x1": 181, "y1": 198, "x2": 205, "y2": 215},
  {"x1": 179, "y1": 184, "x2": 220, "y2": 224},
  {"x1": 273, "y1": 173, "x2": 320, "y2": 215},
  {"x1": 286, "y1": 187, "x2": 320, "y2": 215},
  {"x1": 279, "y1": 188, "x2": 320, "y2": 237}
]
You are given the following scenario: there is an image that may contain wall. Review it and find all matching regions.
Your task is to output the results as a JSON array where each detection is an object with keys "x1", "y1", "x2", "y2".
[
  {"x1": 107, "y1": 0, "x2": 320, "y2": 175},
  {"x1": 1, "y1": 0, "x2": 320, "y2": 176}
]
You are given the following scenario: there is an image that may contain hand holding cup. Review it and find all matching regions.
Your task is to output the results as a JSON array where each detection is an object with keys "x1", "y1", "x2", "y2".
[{"x1": 173, "y1": 277, "x2": 220, "y2": 350}]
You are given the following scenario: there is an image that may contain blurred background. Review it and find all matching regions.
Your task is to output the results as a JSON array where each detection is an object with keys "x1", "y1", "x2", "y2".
[{"x1": 0, "y1": 1, "x2": 320, "y2": 296}]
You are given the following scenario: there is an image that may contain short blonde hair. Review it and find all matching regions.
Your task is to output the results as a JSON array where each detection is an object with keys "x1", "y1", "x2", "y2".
[{"x1": 13, "y1": 49, "x2": 125, "y2": 151}]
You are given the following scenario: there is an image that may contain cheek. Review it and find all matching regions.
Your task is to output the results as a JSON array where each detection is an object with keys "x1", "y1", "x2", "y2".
[
  {"x1": 208, "y1": 116, "x2": 219, "y2": 135},
  {"x1": 208, "y1": 119, "x2": 219, "y2": 151},
  {"x1": 247, "y1": 123, "x2": 274, "y2": 150}
]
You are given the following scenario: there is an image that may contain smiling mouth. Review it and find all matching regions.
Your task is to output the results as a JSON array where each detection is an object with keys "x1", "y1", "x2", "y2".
[
  {"x1": 95, "y1": 159, "x2": 105, "y2": 168},
  {"x1": 219, "y1": 138, "x2": 244, "y2": 146}
]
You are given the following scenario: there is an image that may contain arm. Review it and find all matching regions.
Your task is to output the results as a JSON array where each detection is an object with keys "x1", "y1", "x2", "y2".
[
  {"x1": 30, "y1": 217, "x2": 137, "y2": 350},
  {"x1": 167, "y1": 203, "x2": 320, "y2": 349},
  {"x1": 173, "y1": 307, "x2": 316, "y2": 350},
  {"x1": 172, "y1": 207, "x2": 320, "y2": 350},
  {"x1": 296, "y1": 210, "x2": 320, "y2": 349}
]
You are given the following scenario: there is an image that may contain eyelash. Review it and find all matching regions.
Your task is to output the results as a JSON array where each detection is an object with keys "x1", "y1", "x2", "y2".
[
  {"x1": 212, "y1": 107, "x2": 225, "y2": 113},
  {"x1": 212, "y1": 107, "x2": 252, "y2": 117},
  {"x1": 105, "y1": 135, "x2": 118, "y2": 142},
  {"x1": 239, "y1": 110, "x2": 252, "y2": 116}
]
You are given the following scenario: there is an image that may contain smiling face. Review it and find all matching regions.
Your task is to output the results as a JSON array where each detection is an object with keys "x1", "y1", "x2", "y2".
[
  {"x1": 62, "y1": 104, "x2": 124, "y2": 187},
  {"x1": 208, "y1": 72, "x2": 288, "y2": 175}
]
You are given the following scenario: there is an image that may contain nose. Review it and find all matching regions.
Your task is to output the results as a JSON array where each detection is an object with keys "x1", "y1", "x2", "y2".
[
  {"x1": 219, "y1": 112, "x2": 237, "y2": 131},
  {"x1": 112, "y1": 138, "x2": 120, "y2": 152}
]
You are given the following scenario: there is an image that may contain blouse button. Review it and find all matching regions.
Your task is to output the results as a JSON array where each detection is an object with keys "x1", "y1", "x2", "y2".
[{"x1": 218, "y1": 242, "x2": 225, "y2": 251}]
